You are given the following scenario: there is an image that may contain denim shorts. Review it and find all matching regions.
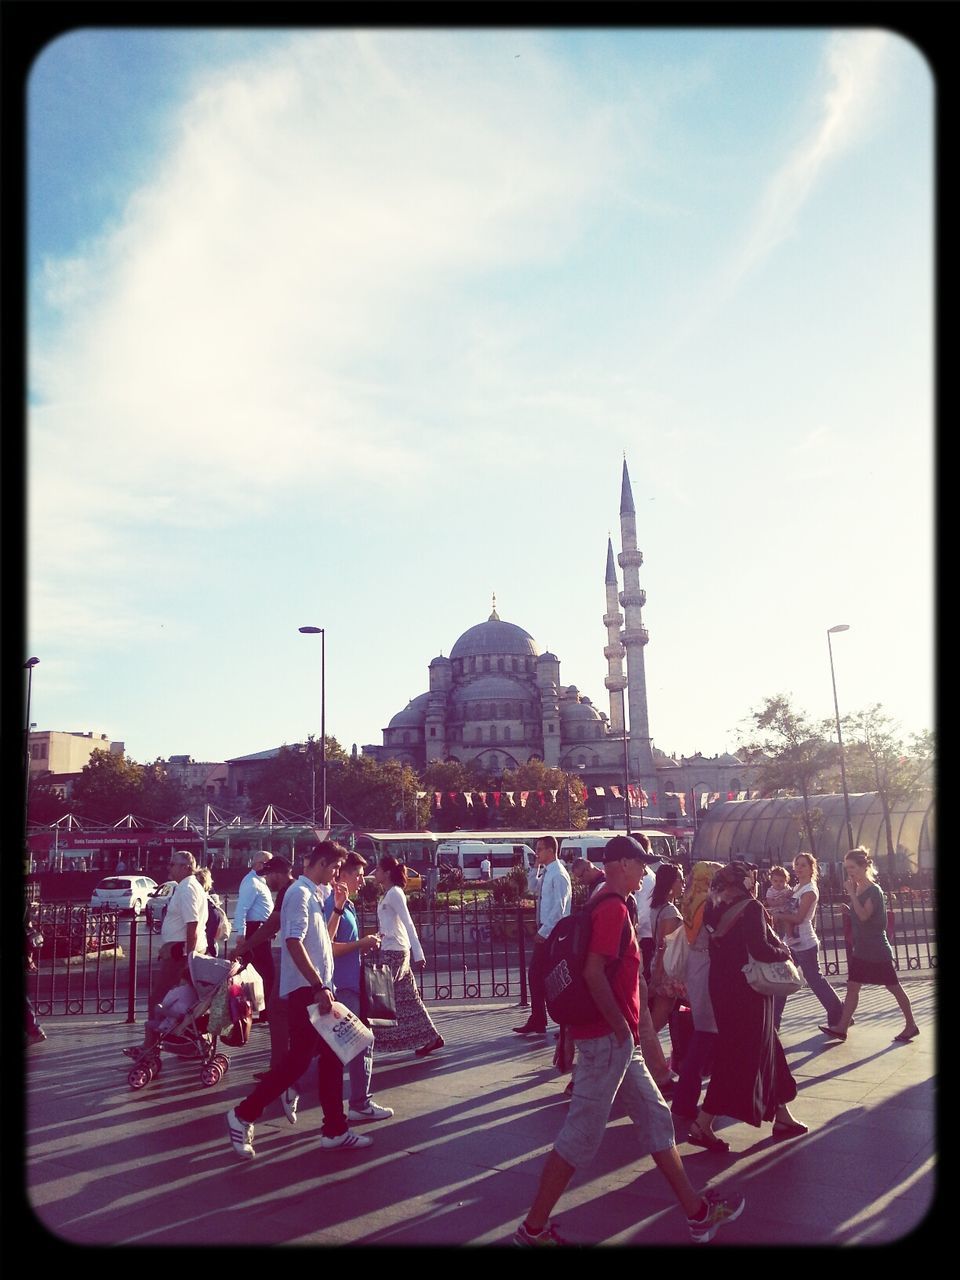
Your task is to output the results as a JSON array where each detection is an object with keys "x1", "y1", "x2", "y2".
[{"x1": 554, "y1": 1032, "x2": 676, "y2": 1169}]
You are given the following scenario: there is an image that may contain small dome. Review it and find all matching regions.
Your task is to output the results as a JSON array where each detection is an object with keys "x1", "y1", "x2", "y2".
[
  {"x1": 538, "y1": 651, "x2": 559, "y2": 663},
  {"x1": 387, "y1": 692, "x2": 430, "y2": 728},
  {"x1": 717, "y1": 752, "x2": 743, "y2": 765},
  {"x1": 559, "y1": 699, "x2": 603, "y2": 721},
  {"x1": 429, "y1": 655, "x2": 451, "y2": 667},
  {"x1": 449, "y1": 675, "x2": 532, "y2": 702},
  {"x1": 450, "y1": 617, "x2": 539, "y2": 660}
]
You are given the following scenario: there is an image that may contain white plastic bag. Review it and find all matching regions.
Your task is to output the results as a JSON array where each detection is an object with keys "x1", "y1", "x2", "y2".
[
  {"x1": 236, "y1": 962, "x2": 266, "y2": 1013},
  {"x1": 308, "y1": 999, "x2": 375, "y2": 1065}
]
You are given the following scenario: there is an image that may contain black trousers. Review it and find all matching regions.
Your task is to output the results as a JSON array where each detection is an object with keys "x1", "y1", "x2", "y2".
[{"x1": 527, "y1": 939, "x2": 549, "y2": 1028}]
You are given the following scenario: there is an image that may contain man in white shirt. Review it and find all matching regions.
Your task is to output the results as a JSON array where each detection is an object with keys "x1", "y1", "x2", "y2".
[
  {"x1": 631, "y1": 836, "x2": 658, "y2": 982},
  {"x1": 226, "y1": 841, "x2": 378, "y2": 1160},
  {"x1": 514, "y1": 835, "x2": 571, "y2": 1035},
  {"x1": 125, "y1": 849, "x2": 208, "y2": 1057},
  {"x1": 234, "y1": 852, "x2": 275, "y2": 1020}
]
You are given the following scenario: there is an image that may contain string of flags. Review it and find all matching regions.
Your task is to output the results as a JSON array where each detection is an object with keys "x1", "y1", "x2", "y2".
[{"x1": 416, "y1": 787, "x2": 761, "y2": 810}]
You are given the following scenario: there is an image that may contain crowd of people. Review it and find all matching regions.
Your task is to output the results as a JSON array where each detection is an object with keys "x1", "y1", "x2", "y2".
[{"x1": 79, "y1": 830, "x2": 916, "y2": 1244}]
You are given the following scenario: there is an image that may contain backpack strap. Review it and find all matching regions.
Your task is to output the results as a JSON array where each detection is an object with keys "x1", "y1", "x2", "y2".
[
  {"x1": 708, "y1": 896, "x2": 753, "y2": 941},
  {"x1": 586, "y1": 891, "x2": 633, "y2": 960}
]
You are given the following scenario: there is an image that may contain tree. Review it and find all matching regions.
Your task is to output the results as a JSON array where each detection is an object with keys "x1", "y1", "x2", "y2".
[
  {"x1": 421, "y1": 760, "x2": 480, "y2": 831},
  {"x1": 839, "y1": 706, "x2": 935, "y2": 876},
  {"x1": 499, "y1": 760, "x2": 588, "y2": 830},
  {"x1": 740, "y1": 696, "x2": 837, "y2": 857},
  {"x1": 245, "y1": 736, "x2": 348, "y2": 817},
  {"x1": 70, "y1": 749, "x2": 146, "y2": 822},
  {"x1": 139, "y1": 760, "x2": 189, "y2": 822},
  {"x1": 327, "y1": 756, "x2": 428, "y2": 830}
]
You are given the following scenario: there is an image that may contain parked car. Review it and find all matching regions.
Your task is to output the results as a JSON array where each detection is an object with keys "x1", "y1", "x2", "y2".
[
  {"x1": 145, "y1": 880, "x2": 178, "y2": 933},
  {"x1": 90, "y1": 875, "x2": 157, "y2": 915}
]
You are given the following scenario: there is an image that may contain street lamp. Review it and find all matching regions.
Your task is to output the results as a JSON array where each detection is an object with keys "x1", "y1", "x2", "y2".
[
  {"x1": 298, "y1": 627, "x2": 326, "y2": 828},
  {"x1": 827, "y1": 625, "x2": 855, "y2": 851},
  {"x1": 23, "y1": 658, "x2": 39, "y2": 856}
]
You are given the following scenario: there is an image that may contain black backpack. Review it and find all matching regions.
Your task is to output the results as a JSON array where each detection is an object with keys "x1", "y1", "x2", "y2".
[{"x1": 543, "y1": 892, "x2": 633, "y2": 1025}]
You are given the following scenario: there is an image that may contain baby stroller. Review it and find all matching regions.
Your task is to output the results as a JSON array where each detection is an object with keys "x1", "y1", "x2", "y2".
[{"x1": 126, "y1": 955, "x2": 252, "y2": 1091}]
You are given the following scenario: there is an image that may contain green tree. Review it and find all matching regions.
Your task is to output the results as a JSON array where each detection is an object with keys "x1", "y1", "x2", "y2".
[
  {"x1": 245, "y1": 736, "x2": 348, "y2": 817},
  {"x1": 70, "y1": 749, "x2": 146, "y2": 822},
  {"x1": 139, "y1": 760, "x2": 189, "y2": 822},
  {"x1": 740, "y1": 696, "x2": 836, "y2": 857},
  {"x1": 327, "y1": 756, "x2": 428, "y2": 830},
  {"x1": 839, "y1": 706, "x2": 935, "y2": 876},
  {"x1": 27, "y1": 774, "x2": 69, "y2": 825},
  {"x1": 420, "y1": 760, "x2": 478, "y2": 831},
  {"x1": 499, "y1": 760, "x2": 588, "y2": 830}
]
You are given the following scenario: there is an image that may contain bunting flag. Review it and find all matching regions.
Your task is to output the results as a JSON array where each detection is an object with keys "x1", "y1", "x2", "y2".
[
  {"x1": 506, "y1": 791, "x2": 515, "y2": 805},
  {"x1": 520, "y1": 791, "x2": 529, "y2": 807},
  {"x1": 538, "y1": 791, "x2": 546, "y2": 806},
  {"x1": 448, "y1": 792, "x2": 458, "y2": 802},
  {"x1": 710, "y1": 792, "x2": 721, "y2": 804},
  {"x1": 651, "y1": 793, "x2": 658, "y2": 804},
  {"x1": 640, "y1": 789, "x2": 649, "y2": 806},
  {"x1": 493, "y1": 792, "x2": 501, "y2": 807},
  {"x1": 594, "y1": 787, "x2": 605, "y2": 796},
  {"x1": 434, "y1": 792, "x2": 442, "y2": 808},
  {"x1": 727, "y1": 791, "x2": 735, "y2": 801},
  {"x1": 699, "y1": 792, "x2": 710, "y2": 810},
  {"x1": 464, "y1": 793, "x2": 474, "y2": 807},
  {"x1": 737, "y1": 791, "x2": 747, "y2": 801},
  {"x1": 477, "y1": 792, "x2": 487, "y2": 805},
  {"x1": 610, "y1": 785, "x2": 621, "y2": 799},
  {"x1": 416, "y1": 791, "x2": 427, "y2": 800},
  {"x1": 750, "y1": 790, "x2": 761, "y2": 799},
  {"x1": 549, "y1": 789, "x2": 559, "y2": 803}
]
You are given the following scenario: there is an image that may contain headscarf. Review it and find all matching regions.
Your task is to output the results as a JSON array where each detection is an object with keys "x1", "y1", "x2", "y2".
[{"x1": 681, "y1": 861, "x2": 723, "y2": 941}]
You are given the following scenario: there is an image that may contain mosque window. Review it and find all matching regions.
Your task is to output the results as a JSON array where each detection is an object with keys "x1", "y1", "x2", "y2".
[
  {"x1": 476, "y1": 727, "x2": 483, "y2": 742},
  {"x1": 489, "y1": 725, "x2": 498, "y2": 742},
  {"x1": 504, "y1": 726, "x2": 511, "y2": 741},
  {"x1": 578, "y1": 756, "x2": 588, "y2": 768},
  {"x1": 548, "y1": 723, "x2": 555, "y2": 732},
  {"x1": 497, "y1": 657, "x2": 504, "y2": 672},
  {"x1": 592, "y1": 754, "x2": 599, "y2": 766},
  {"x1": 403, "y1": 732, "x2": 410, "y2": 744},
  {"x1": 511, "y1": 657, "x2": 518, "y2": 671},
  {"x1": 483, "y1": 657, "x2": 491, "y2": 672},
  {"x1": 429, "y1": 728, "x2": 437, "y2": 738}
]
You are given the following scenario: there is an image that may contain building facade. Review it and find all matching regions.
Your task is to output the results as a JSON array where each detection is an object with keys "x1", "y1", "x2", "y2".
[{"x1": 364, "y1": 461, "x2": 758, "y2": 820}]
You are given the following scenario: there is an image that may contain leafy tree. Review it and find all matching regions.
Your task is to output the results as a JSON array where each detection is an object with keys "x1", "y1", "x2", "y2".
[
  {"x1": 27, "y1": 774, "x2": 70, "y2": 826},
  {"x1": 245, "y1": 736, "x2": 348, "y2": 817},
  {"x1": 327, "y1": 756, "x2": 428, "y2": 830},
  {"x1": 139, "y1": 760, "x2": 189, "y2": 822},
  {"x1": 421, "y1": 760, "x2": 482, "y2": 831},
  {"x1": 839, "y1": 706, "x2": 935, "y2": 876},
  {"x1": 69, "y1": 749, "x2": 146, "y2": 822},
  {"x1": 740, "y1": 696, "x2": 836, "y2": 857},
  {"x1": 499, "y1": 760, "x2": 588, "y2": 830}
]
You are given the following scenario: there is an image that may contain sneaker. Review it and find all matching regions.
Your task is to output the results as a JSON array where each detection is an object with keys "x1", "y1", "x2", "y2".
[
  {"x1": 348, "y1": 1102, "x2": 394, "y2": 1122},
  {"x1": 320, "y1": 1129, "x2": 373, "y2": 1151},
  {"x1": 226, "y1": 1108, "x2": 255, "y2": 1159},
  {"x1": 687, "y1": 1189, "x2": 745, "y2": 1243},
  {"x1": 514, "y1": 1220, "x2": 569, "y2": 1246},
  {"x1": 281, "y1": 1088, "x2": 299, "y2": 1125}
]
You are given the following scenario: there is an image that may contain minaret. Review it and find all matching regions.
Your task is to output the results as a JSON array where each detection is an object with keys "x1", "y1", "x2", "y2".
[
  {"x1": 617, "y1": 459, "x2": 659, "y2": 813},
  {"x1": 602, "y1": 536, "x2": 626, "y2": 734}
]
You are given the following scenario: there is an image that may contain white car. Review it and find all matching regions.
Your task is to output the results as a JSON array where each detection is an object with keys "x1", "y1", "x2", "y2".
[
  {"x1": 90, "y1": 875, "x2": 158, "y2": 915},
  {"x1": 145, "y1": 880, "x2": 179, "y2": 933}
]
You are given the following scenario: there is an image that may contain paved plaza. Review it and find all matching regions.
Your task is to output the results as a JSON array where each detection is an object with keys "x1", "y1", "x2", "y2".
[{"x1": 24, "y1": 978, "x2": 935, "y2": 1248}]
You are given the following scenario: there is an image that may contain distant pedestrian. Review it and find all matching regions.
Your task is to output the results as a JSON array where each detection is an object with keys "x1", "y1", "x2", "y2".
[
  {"x1": 372, "y1": 856, "x2": 443, "y2": 1058},
  {"x1": 633, "y1": 840, "x2": 657, "y2": 982},
  {"x1": 480, "y1": 854, "x2": 492, "y2": 880},
  {"x1": 195, "y1": 866, "x2": 231, "y2": 958},
  {"x1": 770, "y1": 853, "x2": 843, "y2": 1032},
  {"x1": 514, "y1": 836, "x2": 571, "y2": 1036},
  {"x1": 234, "y1": 852, "x2": 274, "y2": 1022},
  {"x1": 514, "y1": 835, "x2": 745, "y2": 1246},
  {"x1": 819, "y1": 848, "x2": 919, "y2": 1044}
]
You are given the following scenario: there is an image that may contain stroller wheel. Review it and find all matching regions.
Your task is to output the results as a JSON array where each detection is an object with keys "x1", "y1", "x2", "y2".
[
  {"x1": 200, "y1": 1063, "x2": 222, "y2": 1087},
  {"x1": 128, "y1": 1065, "x2": 151, "y2": 1091},
  {"x1": 148, "y1": 1056, "x2": 162, "y2": 1077},
  {"x1": 213, "y1": 1053, "x2": 229, "y2": 1072}
]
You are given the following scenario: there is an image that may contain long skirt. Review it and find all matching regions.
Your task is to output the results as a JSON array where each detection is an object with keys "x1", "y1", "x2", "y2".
[{"x1": 370, "y1": 949, "x2": 439, "y2": 1054}]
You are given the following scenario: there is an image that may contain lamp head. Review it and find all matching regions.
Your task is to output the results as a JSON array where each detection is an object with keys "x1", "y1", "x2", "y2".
[
  {"x1": 24, "y1": 657, "x2": 40, "y2": 668},
  {"x1": 298, "y1": 626, "x2": 323, "y2": 634},
  {"x1": 827, "y1": 624, "x2": 850, "y2": 635}
]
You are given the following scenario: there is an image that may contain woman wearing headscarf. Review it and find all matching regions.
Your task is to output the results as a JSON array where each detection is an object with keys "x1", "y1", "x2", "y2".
[
  {"x1": 686, "y1": 862, "x2": 805, "y2": 1152},
  {"x1": 670, "y1": 861, "x2": 721, "y2": 1122}
]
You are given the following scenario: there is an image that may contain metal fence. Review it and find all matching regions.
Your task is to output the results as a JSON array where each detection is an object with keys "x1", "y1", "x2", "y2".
[{"x1": 25, "y1": 887, "x2": 936, "y2": 1018}]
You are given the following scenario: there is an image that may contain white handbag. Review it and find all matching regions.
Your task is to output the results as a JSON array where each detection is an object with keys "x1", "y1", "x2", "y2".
[
  {"x1": 662, "y1": 925, "x2": 690, "y2": 981},
  {"x1": 741, "y1": 956, "x2": 802, "y2": 997}
]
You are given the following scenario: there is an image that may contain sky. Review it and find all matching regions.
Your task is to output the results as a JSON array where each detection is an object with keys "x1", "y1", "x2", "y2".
[{"x1": 26, "y1": 25, "x2": 934, "y2": 768}]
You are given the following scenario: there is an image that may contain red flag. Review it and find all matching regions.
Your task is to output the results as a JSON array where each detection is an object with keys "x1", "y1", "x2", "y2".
[
  {"x1": 448, "y1": 792, "x2": 457, "y2": 801},
  {"x1": 537, "y1": 791, "x2": 545, "y2": 806},
  {"x1": 434, "y1": 792, "x2": 442, "y2": 808},
  {"x1": 493, "y1": 791, "x2": 501, "y2": 807},
  {"x1": 477, "y1": 792, "x2": 487, "y2": 805},
  {"x1": 727, "y1": 791, "x2": 735, "y2": 801}
]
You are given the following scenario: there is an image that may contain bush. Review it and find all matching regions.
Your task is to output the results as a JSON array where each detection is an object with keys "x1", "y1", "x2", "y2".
[
  {"x1": 439, "y1": 866, "x2": 464, "y2": 892},
  {"x1": 488, "y1": 866, "x2": 528, "y2": 905}
]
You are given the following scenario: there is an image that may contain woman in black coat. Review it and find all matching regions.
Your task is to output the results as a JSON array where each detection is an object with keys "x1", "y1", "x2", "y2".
[{"x1": 686, "y1": 862, "x2": 806, "y2": 1152}]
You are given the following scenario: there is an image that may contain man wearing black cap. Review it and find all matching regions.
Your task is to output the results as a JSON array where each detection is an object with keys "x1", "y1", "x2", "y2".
[{"x1": 514, "y1": 834, "x2": 745, "y2": 1246}]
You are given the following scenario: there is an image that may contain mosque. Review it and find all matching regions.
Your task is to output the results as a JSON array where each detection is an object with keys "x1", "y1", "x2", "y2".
[{"x1": 363, "y1": 461, "x2": 755, "y2": 822}]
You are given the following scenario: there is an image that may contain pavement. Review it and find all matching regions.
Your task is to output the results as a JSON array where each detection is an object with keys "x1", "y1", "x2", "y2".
[{"x1": 23, "y1": 977, "x2": 936, "y2": 1248}]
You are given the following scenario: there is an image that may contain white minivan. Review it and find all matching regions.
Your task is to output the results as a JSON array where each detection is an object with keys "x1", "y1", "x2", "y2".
[
  {"x1": 559, "y1": 830, "x2": 673, "y2": 870},
  {"x1": 436, "y1": 840, "x2": 537, "y2": 880}
]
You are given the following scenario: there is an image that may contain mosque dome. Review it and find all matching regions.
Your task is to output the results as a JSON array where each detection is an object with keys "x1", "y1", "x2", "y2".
[
  {"x1": 387, "y1": 692, "x2": 430, "y2": 728},
  {"x1": 449, "y1": 675, "x2": 532, "y2": 703},
  {"x1": 559, "y1": 698, "x2": 603, "y2": 722},
  {"x1": 449, "y1": 614, "x2": 539, "y2": 660}
]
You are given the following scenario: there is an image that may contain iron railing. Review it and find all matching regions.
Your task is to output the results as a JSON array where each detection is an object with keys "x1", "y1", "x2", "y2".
[{"x1": 25, "y1": 886, "x2": 937, "y2": 1017}]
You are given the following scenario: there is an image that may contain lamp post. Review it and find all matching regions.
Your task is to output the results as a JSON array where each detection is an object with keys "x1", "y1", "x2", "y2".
[
  {"x1": 23, "y1": 658, "x2": 39, "y2": 854},
  {"x1": 827, "y1": 625, "x2": 855, "y2": 851},
  {"x1": 298, "y1": 627, "x2": 326, "y2": 828},
  {"x1": 619, "y1": 686, "x2": 630, "y2": 834}
]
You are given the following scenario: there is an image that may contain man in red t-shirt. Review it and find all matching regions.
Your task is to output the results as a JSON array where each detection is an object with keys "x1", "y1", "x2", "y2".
[{"x1": 514, "y1": 836, "x2": 746, "y2": 1247}]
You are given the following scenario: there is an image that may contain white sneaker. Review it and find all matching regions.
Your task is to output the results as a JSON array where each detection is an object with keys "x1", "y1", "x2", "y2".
[
  {"x1": 320, "y1": 1129, "x2": 373, "y2": 1150},
  {"x1": 281, "y1": 1088, "x2": 299, "y2": 1125},
  {"x1": 348, "y1": 1102, "x2": 394, "y2": 1122},
  {"x1": 226, "y1": 1108, "x2": 255, "y2": 1159}
]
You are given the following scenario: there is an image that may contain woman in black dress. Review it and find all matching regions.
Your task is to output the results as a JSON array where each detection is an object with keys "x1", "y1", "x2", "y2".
[{"x1": 687, "y1": 862, "x2": 806, "y2": 1152}]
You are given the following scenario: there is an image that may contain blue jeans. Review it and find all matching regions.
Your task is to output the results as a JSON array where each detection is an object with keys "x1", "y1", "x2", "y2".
[
  {"x1": 774, "y1": 944, "x2": 843, "y2": 1030},
  {"x1": 337, "y1": 987, "x2": 373, "y2": 1111}
]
